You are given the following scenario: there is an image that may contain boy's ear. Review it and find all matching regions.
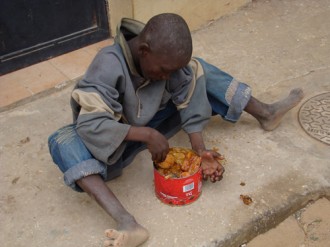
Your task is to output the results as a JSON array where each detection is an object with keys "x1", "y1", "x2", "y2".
[{"x1": 139, "y1": 42, "x2": 151, "y2": 56}]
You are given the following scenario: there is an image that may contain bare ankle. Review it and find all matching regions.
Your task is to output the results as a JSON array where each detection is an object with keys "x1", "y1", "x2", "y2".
[
  {"x1": 246, "y1": 89, "x2": 304, "y2": 131},
  {"x1": 117, "y1": 215, "x2": 138, "y2": 229}
]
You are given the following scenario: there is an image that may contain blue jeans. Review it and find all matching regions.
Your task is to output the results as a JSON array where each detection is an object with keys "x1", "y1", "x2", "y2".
[
  {"x1": 48, "y1": 61, "x2": 251, "y2": 192},
  {"x1": 196, "y1": 58, "x2": 252, "y2": 122}
]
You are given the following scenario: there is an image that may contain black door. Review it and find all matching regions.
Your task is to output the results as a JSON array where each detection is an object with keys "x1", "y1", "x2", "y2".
[{"x1": 0, "y1": 0, "x2": 110, "y2": 75}]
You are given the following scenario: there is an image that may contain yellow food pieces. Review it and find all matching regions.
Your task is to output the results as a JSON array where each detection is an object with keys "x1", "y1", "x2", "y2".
[{"x1": 155, "y1": 147, "x2": 201, "y2": 178}]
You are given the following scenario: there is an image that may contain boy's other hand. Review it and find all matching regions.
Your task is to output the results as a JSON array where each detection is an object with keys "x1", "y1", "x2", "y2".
[{"x1": 200, "y1": 150, "x2": 225, "y2": 183}]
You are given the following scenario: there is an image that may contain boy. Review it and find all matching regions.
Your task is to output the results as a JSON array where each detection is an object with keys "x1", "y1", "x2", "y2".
[{"x1": 48, "y1": 13, "x2": 303, "y2": 247}]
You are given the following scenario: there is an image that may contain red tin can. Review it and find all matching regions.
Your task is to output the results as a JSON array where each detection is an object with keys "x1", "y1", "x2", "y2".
[{"x1": 154, "y1": 166, "x2": 203, "y2": 206}]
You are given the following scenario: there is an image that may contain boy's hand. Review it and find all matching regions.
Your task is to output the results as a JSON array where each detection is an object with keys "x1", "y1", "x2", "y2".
[
  {"x1": 146, "y1": 128, "x2": 169, "y2": 163},
  {"x1": 125, "y1": 126, "x2": 169, "y2": 163},
  {"x1": 200, "y1": 150, "x2": 225, "y2": 183}
]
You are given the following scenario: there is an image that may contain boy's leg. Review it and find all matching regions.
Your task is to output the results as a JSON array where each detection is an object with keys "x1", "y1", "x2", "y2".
[
  {"x1": 76, "y1": 175, "x2": 149, "y2": 247},
  {"x1": 244, "y1": 89, "x2": 304, "y2": 130},
  {"x1": 48, "y1": 125, "x2": 149, "y2": 247},
  {"x1": 196, "y1": 57, "x2": 304, "y2": 130}
]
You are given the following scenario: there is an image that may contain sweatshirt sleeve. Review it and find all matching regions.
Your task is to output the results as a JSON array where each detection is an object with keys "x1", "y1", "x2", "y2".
[
  {"x1": 72, "y1": 47, "x2": 131, "y2": 165},
  {"x1": 169, "y1": 59, "x2": 212, "y2": 134},
  {"x1": 179, "y1": 74, "x2": 212, "y2": 134}
]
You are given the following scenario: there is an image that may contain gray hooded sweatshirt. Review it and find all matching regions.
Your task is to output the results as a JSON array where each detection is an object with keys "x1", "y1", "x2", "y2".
[{"x1": 70, "y1": 18, "x2": 212, "y2": 166}]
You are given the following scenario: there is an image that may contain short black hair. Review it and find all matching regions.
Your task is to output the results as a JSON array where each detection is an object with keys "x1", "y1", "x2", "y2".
[{"x1": 141, "y1": 13, "x2": 192, "y2": 61}]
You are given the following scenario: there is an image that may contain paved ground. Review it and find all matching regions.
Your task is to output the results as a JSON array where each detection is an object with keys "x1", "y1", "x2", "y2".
[
  {"x1": 247, "y1": 198, "x2": 330, "y2": 247},
  {"x1": 0, "y1": 0, "x2": 329, "y2": 246}
]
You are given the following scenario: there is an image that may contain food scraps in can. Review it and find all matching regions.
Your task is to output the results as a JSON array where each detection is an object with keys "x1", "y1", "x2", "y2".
[{"x1": 155, "y1": 147, "x2": 201, "y2": 179}]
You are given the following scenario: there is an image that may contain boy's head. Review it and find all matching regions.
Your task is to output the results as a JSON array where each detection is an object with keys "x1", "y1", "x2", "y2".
[{"x1": 137, "y1": 13, "x2": 192, "y2": 81}]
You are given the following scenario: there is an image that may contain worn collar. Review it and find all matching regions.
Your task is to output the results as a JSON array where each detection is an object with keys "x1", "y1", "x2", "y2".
[{"x1": 115, "y1": 18, "x2": 145, "y2": 78}]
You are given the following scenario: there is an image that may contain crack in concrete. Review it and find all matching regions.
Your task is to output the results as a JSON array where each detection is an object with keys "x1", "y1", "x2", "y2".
[{"x1": 270, "y1": 65, "x2": 330, "y2": 87}]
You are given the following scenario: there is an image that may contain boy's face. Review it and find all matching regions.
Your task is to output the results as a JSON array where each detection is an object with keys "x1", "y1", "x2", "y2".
[{"x1": 139, "y1": 50, "x2": 189, "y2": 81}]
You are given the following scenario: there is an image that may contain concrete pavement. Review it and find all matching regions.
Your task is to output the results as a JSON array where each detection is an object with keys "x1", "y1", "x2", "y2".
[{"x1": 1, "y1": 0, "x2": 329, "y2": 246}]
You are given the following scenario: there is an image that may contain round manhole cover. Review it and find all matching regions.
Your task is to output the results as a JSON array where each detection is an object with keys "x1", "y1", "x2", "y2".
[{"x1": 298, "y1": 92, "x2": 330, "y2": 145}]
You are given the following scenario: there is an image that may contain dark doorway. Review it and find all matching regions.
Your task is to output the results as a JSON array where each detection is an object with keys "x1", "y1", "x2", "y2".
[{"x1": 0, "y1": 0, "x2": 110, "y2": 75}]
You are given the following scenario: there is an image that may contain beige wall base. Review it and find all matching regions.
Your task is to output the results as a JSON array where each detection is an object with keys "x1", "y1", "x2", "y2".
[{"x1": 107, "y1": 0, "x2": 251, "y2": 36}]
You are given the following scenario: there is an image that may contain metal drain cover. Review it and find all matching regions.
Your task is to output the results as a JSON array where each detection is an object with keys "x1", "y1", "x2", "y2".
[{"x1": 298, "y1": 92, "x2": 330, "y2": 145}]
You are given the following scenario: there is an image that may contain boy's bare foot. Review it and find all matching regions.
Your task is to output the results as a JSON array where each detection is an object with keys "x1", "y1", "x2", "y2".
[
  {"x1": 104, "y1": 223, "x2": 149, "y2": 247},
  {"x1": 259, "y1": 88, "x2": 304, "y2": 131}
]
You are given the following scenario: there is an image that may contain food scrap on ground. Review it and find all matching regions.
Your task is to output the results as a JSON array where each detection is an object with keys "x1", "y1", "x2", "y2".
[
  {"x1": 19, "y1": 137, "x2": 30, "y2": 144},
  {"x1": 240, "y1": 194, "x2": 253, "y2": 205}
]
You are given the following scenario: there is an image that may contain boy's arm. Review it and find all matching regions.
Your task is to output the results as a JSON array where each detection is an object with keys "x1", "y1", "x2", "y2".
[
  {"x1": 124, "y1": 126, "x2": 169, "y2": 163},
  {"x1": 189, "y1": 132, "x2": 224, "y2": 183},
  {"x1": 188, "y1": 132, "x2": 205, "y2": 155},
  {"x1": 72, "y1": 48, "x2": 140, "y2": 165}
]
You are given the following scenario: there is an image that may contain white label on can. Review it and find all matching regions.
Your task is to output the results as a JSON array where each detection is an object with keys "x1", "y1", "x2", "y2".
[{"x1": 183, "y1": 182, "x2": 194, "y2": 192}]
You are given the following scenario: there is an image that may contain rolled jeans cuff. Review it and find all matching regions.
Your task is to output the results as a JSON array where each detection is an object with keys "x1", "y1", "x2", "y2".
[
  {"x1": 225, "y1": 81, "x2": 252, "y2": 122},
  {"x1": 64, "y1": 159, "x2": 107, "y2": 192},
  {"x1": 196, "y1": 57, "x2": 252, "y2": 123}
]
